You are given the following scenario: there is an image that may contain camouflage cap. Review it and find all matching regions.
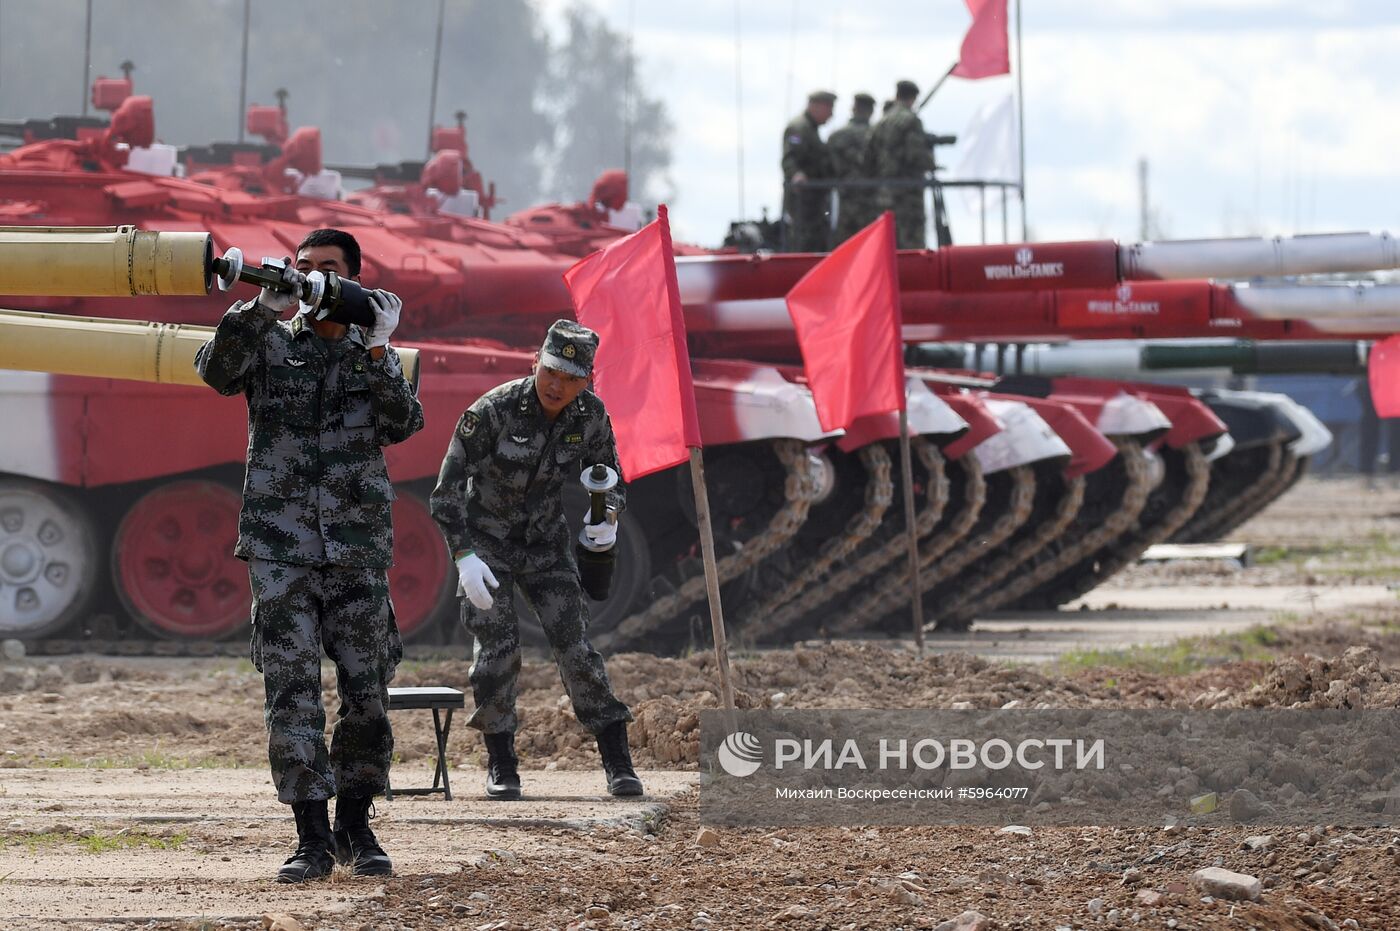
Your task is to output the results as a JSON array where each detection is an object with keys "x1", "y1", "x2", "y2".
[
  {"x1": 808, "y1": 89, "x2": 837, "y2": 104},
  {"x1": 540, "y1": 319, "x2": 598, "y2": 378}
]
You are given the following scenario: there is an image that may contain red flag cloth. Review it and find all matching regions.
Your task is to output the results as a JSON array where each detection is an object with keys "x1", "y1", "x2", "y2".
[
  {"x1": 565, "y1": 203, "x2": 703, "y2": 480},
  {"x1": 785, "y1": 211, "x2": 905, "y2": 432},
  {"x1": 951, "y1": 0, "x2": 1010, "y2": 80},
  {"x1": 1370, "y1": 335, "x2": 1400, "y2": 417}
]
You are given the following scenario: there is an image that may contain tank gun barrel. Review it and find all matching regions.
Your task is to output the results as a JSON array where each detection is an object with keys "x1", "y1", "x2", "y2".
[
  {"x1": 0, "y1": 225, "x2": 212, "y2": 296},
  {"x1": 907, "y1": 339, "x2": 1368, "y2": 377},
  {"x1": 0, "y1": 307, "x2": 419, "y2": 385},
  {"x1": 1121, "y1": 232, "x2": 1400, "y2": 280}
]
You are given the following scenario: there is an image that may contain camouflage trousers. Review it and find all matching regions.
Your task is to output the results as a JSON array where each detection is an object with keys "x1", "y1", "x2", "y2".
[
  {"x1": 834, "y1": 195, "x2": 878, "y2": 245},
  {"x1": 460, "y1": 547, "x2": 631, "y2": 736},
  {"x1": 248, "y1": 559, "x2": 403, "y2": 804},
  {"x1": 890, "y1": 193, "x2": 927, "y2": 249}
]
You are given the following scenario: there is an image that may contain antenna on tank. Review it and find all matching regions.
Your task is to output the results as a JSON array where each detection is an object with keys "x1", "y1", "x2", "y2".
[
  {"x1": 427, "y1": 0, "x2": 447, "y2": 159},
  {"x1": 237, "y1": 0, "x2": 251, "y2": 143},
  {"x1": 80, "y1": 0, "x2": 93, "y2": 117}
]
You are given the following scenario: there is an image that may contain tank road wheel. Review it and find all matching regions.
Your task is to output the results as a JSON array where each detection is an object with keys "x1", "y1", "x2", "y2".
[
  {"x1": 389, "y1": 491, "x2": 455, "y2": 642},
  {"x1": 112, "y1": 480, "x2": 250, "y2": 640},
  {"x1": 0, "y1": 477, "x2": 99, "y2": 640}
]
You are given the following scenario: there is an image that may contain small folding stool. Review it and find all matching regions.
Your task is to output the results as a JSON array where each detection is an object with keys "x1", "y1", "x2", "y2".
[{"x1": 385, "y1": 686, "x2": 465, "y2": 801}]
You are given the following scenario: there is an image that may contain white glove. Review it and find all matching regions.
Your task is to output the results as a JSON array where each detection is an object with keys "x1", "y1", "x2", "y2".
[
  {"x1": 258, "y1": 257, "x2": 304, "y2": 314},
  {"x1": 456, "y1": 552, "x2": 499, "y2": 611},
  {"x1": 367, "y1": 289, "x2": 402, "y2": 348},
  {"x1": 583, "y1": 515, "x2": 618, "y2": 549}
]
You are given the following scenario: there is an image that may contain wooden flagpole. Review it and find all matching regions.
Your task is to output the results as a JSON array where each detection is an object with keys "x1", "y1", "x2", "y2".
[
  {"x1": 898, "y1": 407, "x2": 926, "y2": 654},
  {"x1": 688, "y1": 446, "x2": 738, "y2": 715}
]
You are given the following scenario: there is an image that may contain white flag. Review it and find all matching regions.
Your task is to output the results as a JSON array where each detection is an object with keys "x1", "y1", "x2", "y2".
[{"x1": 951, "y1": 94, "x2": 1019, "y2": 209}]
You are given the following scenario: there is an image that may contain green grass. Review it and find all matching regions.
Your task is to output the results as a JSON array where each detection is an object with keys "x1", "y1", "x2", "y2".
[
  {"x1": 28, "y1": 750, "x2": 245, "y2": 770},
  {"x1": 1053, "y1": 624, "x2": 1285, "y2": 677},
  {"x1": 1252, "y1": 532, "x2": 1400, "y2": 571},
  {"x1": 2, "y1": 829, "x2": 186, "y2": 854}
]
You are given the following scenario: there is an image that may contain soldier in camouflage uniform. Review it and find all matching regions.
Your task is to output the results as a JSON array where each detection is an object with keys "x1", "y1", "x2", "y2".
[
  {"x1": 195, "y1": 228, "x2": 424, "y2": 884},
  {"x1": 869, "y1": 79, "x2": 936, "y2": 248},
  {"x1": 827, "y1": 92, "x2": 877, "y2": 244},
  {"x1": 430, "y1": 320, "x2": 641, "y2": 800},
  {"x1": 781, "y1": 89, "x2": 836, "y2": 252}
]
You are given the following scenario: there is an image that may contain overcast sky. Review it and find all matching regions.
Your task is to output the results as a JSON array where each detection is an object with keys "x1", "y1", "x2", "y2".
[{"x1": 539, "y1": 0, "x2": 1400, "y2": 248}]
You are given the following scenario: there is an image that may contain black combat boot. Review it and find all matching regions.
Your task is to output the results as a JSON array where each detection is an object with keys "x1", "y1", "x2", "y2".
[
  {"x1": 275, "y1": 799, "x2": 336, "y2": 883},
  {"x1": 484, "y1": 731, "x2": 522, "y2": 800},
  {"x1": 596, "y1": 720, "x2": 644, "y2": 797},
  {"x1": 332, "y1": 795, "x2": 393, "y2": 876}
]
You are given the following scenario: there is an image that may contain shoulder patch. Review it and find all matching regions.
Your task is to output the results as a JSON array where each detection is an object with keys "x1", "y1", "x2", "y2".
[
  {"x1": 459, "y1": 411, "x2": 480, "y2": 437},
  {"x1": 787, "y1": 134, "x2": 804, "y2": 145}
]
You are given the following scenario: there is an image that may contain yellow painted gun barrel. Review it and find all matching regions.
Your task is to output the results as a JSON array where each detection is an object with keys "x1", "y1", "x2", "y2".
[
  {"x1": 0, "y1": 225, "x2": 213, "y2": 296},
  {"x1": 0, "y1": 308, "x2": 420, "y2": 385}
]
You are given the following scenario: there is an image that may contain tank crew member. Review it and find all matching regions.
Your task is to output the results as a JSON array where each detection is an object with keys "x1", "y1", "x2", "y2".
[
  {"x1": 429, "y1": 320, "x2": 641, "y2": 800},
  {"x1": 869, "y1": 79, "x2": 936, "y2": 248},
  {"x1": 827, "y1": 92, "x2": 878, "y2": 244},
  {"x1": 781, "y1": 89, "x2": 837, "y2": 252},
  {"x1": 195, "y1": 228, "x2": 424, "y2": 883}
]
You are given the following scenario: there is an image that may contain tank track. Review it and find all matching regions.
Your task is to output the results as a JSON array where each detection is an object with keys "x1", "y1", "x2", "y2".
[
  {"x1": 739, "y1": 444, "x2": 893, "y2": 631},
  {"x1": 1171, "y1": 441, "x2": 1283, "y2": 543},
  {"x1": 1014, "y1": 441, "x2": 1211, "y2": 609},
  {"x1": 934, "y1": 472, "x2": 1087, "y2": 629},
  {"x1": 749, "y1": 442, "x2": 949, "y2": 643},
  {"x1": 826, "y1": 454, "x2": 988, "y2": 637},
  {"x1": 597, "y1": 439, "x2": 821, "y2": 654},
  {"x1": 863, "y1": 464, "x2": 1037, "y2": 635},
  {"x1": 971, "y1": 440, "x2": 1152, "y2": 614},
  {"x1": 1201, "y1": 451, "x2": 1301, "y2": 541}
]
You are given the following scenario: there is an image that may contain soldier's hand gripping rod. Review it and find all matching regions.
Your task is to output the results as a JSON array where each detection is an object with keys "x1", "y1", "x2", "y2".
[
  {"x1": 209, "y1": 247, "x2": 376, "y2": 327},
  {"x1": 576, "y1": 463, "x2": 620, "y2": 602},
  {"x1": 578, "y1": 463, "x2": 619, "y2": 552}
]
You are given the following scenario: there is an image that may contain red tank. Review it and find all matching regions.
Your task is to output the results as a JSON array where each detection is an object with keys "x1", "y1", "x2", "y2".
[{"x1": 0, "y1": 89, "x2": 1392, "y2": 653}]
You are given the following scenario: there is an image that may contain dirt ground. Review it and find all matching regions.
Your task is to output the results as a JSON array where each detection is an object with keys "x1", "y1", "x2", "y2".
[{"x1": 2, "y1": 475, "x2": 1399, "y2": 930}]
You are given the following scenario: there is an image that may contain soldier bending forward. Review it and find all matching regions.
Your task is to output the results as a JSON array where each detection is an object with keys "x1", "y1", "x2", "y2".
[
  {"x1": 195, "y1": 228, "x2": 424, "y2": 882},
  {"x1": 430, "y1": 320, "x2": 641, "y2": 800}
]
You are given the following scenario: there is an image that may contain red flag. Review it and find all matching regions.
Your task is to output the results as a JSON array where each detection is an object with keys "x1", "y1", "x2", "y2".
[
  {"x1": 785, "y1": 212, "x2": 905, "y2": 432},
  {"x1": 951, "y1": 0, "x2": 1010, "y2": 80},
  {"x1": 1370, "y1": 335, "x2": 1400, "y2": 417},
  {"x1": 565, "y1": 204, "x2": 703, "y2": 480}
]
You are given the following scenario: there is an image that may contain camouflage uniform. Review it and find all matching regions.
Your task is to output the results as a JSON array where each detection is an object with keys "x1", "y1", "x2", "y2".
[
  {"x1": 827, "y1": 116, "x2": 875, "y2": 244},
  {"x1": 429, "y1": 327, "x2": 630, "y2": 737},
  {"x1": 195, "y1": 298, "x2": 424, "y2": 804},
  {"x1": 781, "y1": 111, "x2": 833, "y2": 252},
  {"x1": 869, "y1": 102, "x2": 936, "y2": 248}
]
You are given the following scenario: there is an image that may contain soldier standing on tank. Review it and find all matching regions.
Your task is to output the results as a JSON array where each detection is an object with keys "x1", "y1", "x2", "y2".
[
  {"x1": 429, "y1": 320, "x2": 641, "y2": 801},
  {"x1": 194, "y1": 228, "x2": 424, "y2": 884},
  {"x1": 827, "y1": 92, "x2": 877, "y2": 244},
  {"x1": 781, "y1": 89, "x2": 837, "y2": 252},
  {"x1": 869, "y1": 79, "x2": 936, "y2": 248}
]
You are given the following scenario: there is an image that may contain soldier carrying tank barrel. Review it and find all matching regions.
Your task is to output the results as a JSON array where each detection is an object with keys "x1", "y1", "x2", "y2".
[{"x1": 194, "y1": 228, "x2": 424, "y2": 884}]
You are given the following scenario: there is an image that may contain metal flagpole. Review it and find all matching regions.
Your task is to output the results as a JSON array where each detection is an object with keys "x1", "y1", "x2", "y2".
[
  {"x1": 898, "y1": 407, "x2": 925, "y2": 654},
  {"x1": 688, "y1": 447, "x2": 738, "y2": 720},
  {"x1": 1015, "y1": 0, "x2": 1027, "y2": 241},
  {"x1": 237, "y1": 0, "x2": 251, "y2": 143},
  {"x1": 426, "y1": 0, "x2": 447, "y2": 159}
]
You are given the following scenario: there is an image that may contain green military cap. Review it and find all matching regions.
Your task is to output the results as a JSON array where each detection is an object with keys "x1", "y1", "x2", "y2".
[
  {"x1": 853, "y1": 93, "x2": 875, "y2": 108},
  {"x1": 808, "y1": 89, "x2": 837, "y2": 104},
  {"x1": 540, "y1": 319, "x2": 598, "y2": 378}
]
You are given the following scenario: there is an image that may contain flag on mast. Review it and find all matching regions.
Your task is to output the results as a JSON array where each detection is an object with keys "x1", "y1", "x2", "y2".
[
  {"x1": 951, "y1": 0, "x2": 1010, "y2": 80},
  {"x1": 564, "y1": 204, "x2": 702, "y2": 480}
]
